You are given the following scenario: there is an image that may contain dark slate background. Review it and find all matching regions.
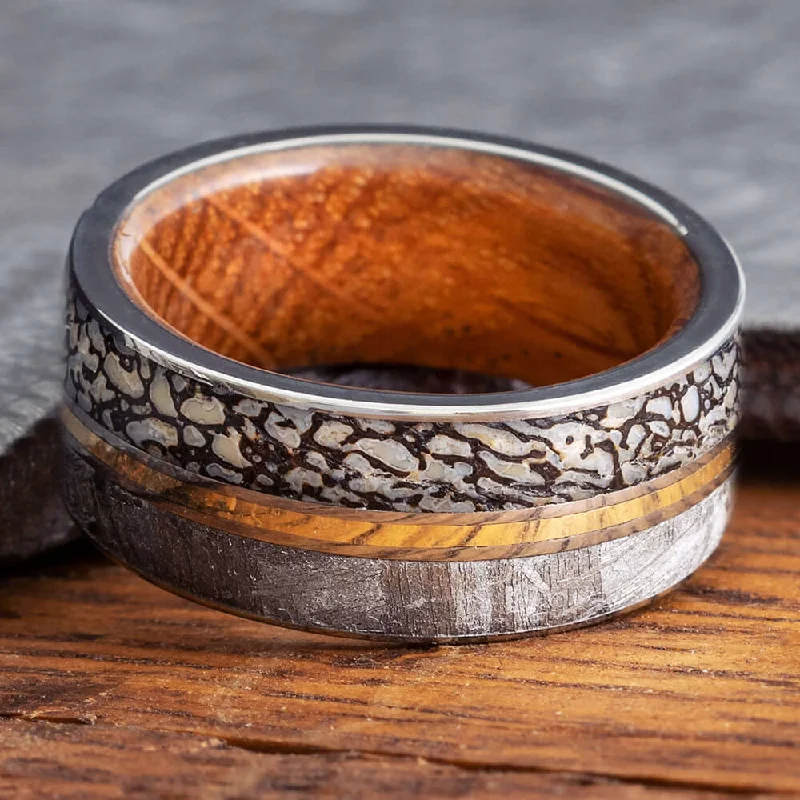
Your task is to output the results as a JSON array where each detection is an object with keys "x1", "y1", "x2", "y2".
[{"x1": 3, "y1": 0, "x2": 799, "y2": 457}]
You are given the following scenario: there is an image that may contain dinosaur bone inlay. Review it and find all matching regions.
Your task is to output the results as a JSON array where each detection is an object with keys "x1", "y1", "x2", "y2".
[{"x1": 66, "y1": 292, "x2": 739, "y2": 513}]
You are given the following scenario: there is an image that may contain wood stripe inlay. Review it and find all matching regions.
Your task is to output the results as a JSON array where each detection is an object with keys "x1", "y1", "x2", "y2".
[{"x1": 63, "y1": 407, "x2": 734, "y2": 560}]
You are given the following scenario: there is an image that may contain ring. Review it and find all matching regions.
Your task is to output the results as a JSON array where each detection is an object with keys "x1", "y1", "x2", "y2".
[{"x1": 63, "y1": 126, "x2": 744, "y2": 642}]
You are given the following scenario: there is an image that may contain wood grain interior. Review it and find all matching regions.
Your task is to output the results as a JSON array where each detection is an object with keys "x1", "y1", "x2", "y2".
[{"x1": 113, "y1": 144, "x2": 700, "y2": 388}]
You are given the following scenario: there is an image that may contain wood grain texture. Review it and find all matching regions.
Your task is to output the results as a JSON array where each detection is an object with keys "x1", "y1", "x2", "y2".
[
  {"x1": 115, "y1": 143, "x2": 699, "y2": 387},
  {"x1": 1, "y1": 444, "x2": 798, "y2": 796},
  {"x1": 0, "y1": 722, "x2": 755, "y2": 800}
]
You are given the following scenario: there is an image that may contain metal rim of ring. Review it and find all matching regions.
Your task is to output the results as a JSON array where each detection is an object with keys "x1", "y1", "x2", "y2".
[{"x1": 70, "y1": 124, "x2": 745, "y2": 421}]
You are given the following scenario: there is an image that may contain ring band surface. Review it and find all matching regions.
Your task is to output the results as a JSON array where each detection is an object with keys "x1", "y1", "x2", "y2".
[{"x1": 63, "y1": 126, "x2": 744, "y2": 641}]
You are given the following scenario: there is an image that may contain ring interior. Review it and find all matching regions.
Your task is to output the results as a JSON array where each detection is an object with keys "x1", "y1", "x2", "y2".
[{"x1": 112, "y1": 143, "x2": 700, "y2": 390}]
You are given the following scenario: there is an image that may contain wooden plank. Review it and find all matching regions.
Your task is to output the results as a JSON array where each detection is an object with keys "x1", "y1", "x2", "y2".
[
  {"x1": 0, "y1": 447, "x2": 798, "y2": 796},
  {"x1": 0, "y1": 720, "x2": 747, "y2": 800}
]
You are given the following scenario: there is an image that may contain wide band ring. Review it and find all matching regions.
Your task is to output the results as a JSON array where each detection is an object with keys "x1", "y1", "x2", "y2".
[{"x1": 63, "y1": 126, "x2": 744, "y2": 642}]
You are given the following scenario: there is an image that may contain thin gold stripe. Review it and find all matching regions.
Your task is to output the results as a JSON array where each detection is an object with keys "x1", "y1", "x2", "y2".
[
  {"x1": 62, "y1": 406, "x2": 733, "y2": 559},
  {"x1": 151, "y1": 466, "x2": 732, "y2": 561}
]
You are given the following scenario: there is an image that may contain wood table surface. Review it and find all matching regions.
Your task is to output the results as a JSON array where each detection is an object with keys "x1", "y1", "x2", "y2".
[{"x1": 0, "y1": 443, "x2": 797, "y2": 799}]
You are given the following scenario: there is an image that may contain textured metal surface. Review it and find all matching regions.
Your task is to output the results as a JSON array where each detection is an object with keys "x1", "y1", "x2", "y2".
[{"x1": 63, "y1": 434, "x2": 733, "y2": 642}]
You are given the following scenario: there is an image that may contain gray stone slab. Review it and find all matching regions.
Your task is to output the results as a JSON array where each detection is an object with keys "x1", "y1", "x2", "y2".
[{"x1": 2, "y1": 0, "x2": 798, "y2": 555}]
